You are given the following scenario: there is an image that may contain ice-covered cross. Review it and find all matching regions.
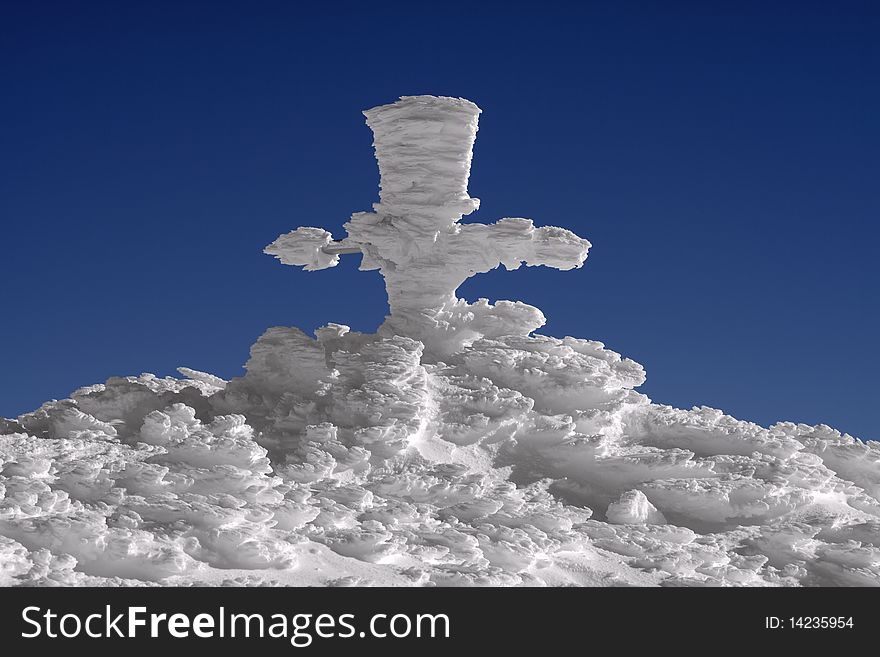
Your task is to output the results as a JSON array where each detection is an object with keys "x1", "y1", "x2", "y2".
[{"x1": 265, "y1": 95, "x2": 591, "y2": 358}]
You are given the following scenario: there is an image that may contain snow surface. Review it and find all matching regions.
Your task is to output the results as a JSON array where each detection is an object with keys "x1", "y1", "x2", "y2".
[{"x1": 3, "y1": 96, "x2": 878, "y2": 587}]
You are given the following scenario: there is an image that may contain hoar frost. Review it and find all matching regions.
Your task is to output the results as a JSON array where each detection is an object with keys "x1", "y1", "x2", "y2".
[{"x1": 2, "y1": 96, "x2": 878, "y2": 586}]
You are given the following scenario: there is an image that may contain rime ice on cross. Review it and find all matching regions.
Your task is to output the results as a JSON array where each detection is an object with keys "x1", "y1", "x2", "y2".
[{"x1": 265, "y1": 95, "x2": 591, "y2": 358}]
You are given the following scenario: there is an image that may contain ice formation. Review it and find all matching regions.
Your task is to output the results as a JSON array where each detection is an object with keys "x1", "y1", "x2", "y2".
[
  {"x1": 2, "y1": 96, "x2": 878, "y2": 587},
  {"x1": 265, "y1": 96, "x2": 589, "y2": 358}
]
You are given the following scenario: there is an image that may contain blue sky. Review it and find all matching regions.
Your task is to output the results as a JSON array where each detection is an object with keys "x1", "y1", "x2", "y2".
[{"x1": 1, "y1": 1, "x2": 877, "y2": 440}]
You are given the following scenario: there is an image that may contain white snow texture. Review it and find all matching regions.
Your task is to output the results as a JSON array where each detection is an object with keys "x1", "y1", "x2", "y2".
[{"x1": 3, "y1": 96, "x2": 878, "y2": 587}]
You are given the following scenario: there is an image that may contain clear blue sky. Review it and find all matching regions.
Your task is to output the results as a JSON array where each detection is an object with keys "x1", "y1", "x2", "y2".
[{"x1": 1, "y1": 1, "x2": 877, "y2": 440}]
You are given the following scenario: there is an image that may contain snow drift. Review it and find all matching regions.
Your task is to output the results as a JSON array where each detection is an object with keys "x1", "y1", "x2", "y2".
[{"x1": 2, "y1": 96, "x2": 878, "y2": 587}]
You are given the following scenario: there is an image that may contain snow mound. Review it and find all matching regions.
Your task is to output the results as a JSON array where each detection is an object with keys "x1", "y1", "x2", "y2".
[{"x1": 2, "y1": 96, "x2": 877, "y2": 587}]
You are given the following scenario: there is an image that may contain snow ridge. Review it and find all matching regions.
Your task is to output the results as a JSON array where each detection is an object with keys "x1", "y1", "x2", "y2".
[{"x1": 2, "y1": 96, "x2": 877, "y2": 586}]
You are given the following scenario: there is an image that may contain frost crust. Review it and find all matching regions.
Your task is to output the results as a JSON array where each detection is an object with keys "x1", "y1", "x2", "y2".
[{"x1": 3, "y1": 97, "x2": 877, "y2": 586}]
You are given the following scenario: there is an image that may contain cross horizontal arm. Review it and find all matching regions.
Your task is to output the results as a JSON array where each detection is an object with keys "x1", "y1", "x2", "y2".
[
  {"x1": 321, "y1": 242, "x2": 362, "y2": 255},
  {"x1": 264, "y1": 227, "x2": 353, "y2": 271}
]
